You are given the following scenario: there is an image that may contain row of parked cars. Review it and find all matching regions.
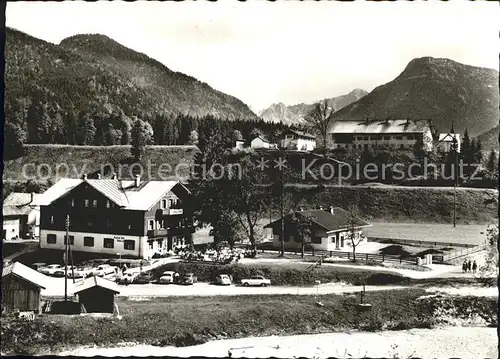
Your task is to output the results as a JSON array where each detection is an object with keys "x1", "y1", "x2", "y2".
[
  {"x1": 33, "y1": 263, "x2": 119, "y2": 279},
  {"x1": 154, "y1": 271, "x2": 271, "y2": 286}
]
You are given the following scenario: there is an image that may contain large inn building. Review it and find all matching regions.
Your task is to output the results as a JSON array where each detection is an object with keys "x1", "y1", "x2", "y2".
[
  {"x1": 38, "y1": 175, "x2": 194, "y2": 259},
  {"x1": 327, "y1": 118, "x2": 436, "y2": 152}
]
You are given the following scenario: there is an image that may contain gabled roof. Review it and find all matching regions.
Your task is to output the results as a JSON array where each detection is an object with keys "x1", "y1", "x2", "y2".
[
  {"x1": 3, "y1": 192, "x2": 42, "y2": 207},
  {"x1": 73, "y1": 276, "x2": 120, "y2": 294},
  {"x1": 438, "y1": 133, "x2": 460, "y2": 142},
  {"x1": 3, "y1": 192, "x2": 41, "y2": 217},
  {"x1": 265, "y1": 207, "x2": 371, "y2": 232},
  {"x1": 286, "y1": 129, "x2": 316, "y2": 139},
  {"x1": 252, "y1": 135, "x2": 270, "y2": 143},
  {"x1": 328, "y1": 119, "x2": 432, "y2": 134},
  {"x1": 2, "y1": 262, "x2": 47, "y2": 289},
  {"x1": 38, "y1": 178, "x2": 189, "y2": 211}
]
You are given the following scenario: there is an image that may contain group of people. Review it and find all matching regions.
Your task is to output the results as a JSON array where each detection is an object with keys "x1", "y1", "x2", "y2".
[{"x1": 462, "y1": 259, "x2": 478, "y2": 274}]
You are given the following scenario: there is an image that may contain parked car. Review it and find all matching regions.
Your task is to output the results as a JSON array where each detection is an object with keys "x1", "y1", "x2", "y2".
[
  {"x1": 52, "y1": 266, "x2": 89, "y2": 279},
  {"x1": 92, "y1": 264, "x2": 118, "y2": 277},
  {"x1": 179, "y1": 272, "x2": 198, "y2": 285},
  {"x1": 31, "y1": 263, "x2": 47, "y2": 271},
  {"x1": 118, "y1": 271, "x2": 138, "y2": 285},
  {"x1": 215, "y1": 274, "x2": 233, "y2": 286},
  {"x1": 241, "y1": 275, "x2": 271, "y2": 287},
  {"x1": 39, "y1": 264, "x2": 63, "y2": 276},
  {"x1": 158, "y1": 271, "x2": 178, "y2": 284},
  {"x1": 133, "y1": 271, "x2": 154, "y2": 284}
]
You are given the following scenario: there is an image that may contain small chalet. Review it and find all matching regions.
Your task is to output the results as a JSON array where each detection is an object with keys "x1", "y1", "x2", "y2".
[
  {"x1": 2, "y1": 192, "x2": 41, "y2": 240},
  {"x1": 436, "y1": 133, "x2": 461, "y2": 153},
  {"x1": 73, "y1": 276, "x2": 120, "y2": 313},
  {"x1": 281, "y1": 130, "x2": 317, "y2": 151},
  {"x1": 250, "y1": 135, "x2": 277, "y2": 149},
  {"x1": 265, "y1": 207, "x2": 371, "y2": 252},
  {"x1": 1, "y1": 262, "x2": 47, "y2": 313}
]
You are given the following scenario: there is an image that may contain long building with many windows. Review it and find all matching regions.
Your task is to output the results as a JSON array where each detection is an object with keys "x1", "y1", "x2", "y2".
[
  {"x1": 327, "y1": 118, "x2": 436, "y2": 151},
  {"x1": 38, "y1": 175, "x2": 193, "y2": 259}
]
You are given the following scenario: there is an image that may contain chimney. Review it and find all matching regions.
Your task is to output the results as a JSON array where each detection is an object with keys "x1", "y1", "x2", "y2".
[
  {"x1": 135, "y1": 174, "x2": 141, "y2": 187},
  {"x1": 82, "y1": 174, "x2": 88, "y2": 180},
  {"x1": 111, "y1": 172, "x2": 117, "y2": 180},
  {"x1": 329, "y1": 206, "x2": 334, "y2": 215},
  {"x1": 97, "y1": 173, "x2": 101, "y2": 179}
]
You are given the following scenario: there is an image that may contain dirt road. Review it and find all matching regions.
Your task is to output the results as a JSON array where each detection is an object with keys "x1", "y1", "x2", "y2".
[{"x1": 58, "y1": 326, "x2": 497, "y2": 358}]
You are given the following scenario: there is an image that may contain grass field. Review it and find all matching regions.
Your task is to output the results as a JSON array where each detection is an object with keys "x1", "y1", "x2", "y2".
[
  {"x1": 365, "y1": 223, "x2": 489, "y2": 246},
  {"x1": 1, "y1": 290, "x2": 496, "y2": 356},
  {"x1": 3, "y1": 144, "x2": 199, "y2": 182}
]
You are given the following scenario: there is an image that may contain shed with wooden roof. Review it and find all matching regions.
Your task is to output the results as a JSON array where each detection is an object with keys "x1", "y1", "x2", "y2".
[
  {"x1": 73, "y1": 276, "x2": 120, "y2": 313},
  {"x1": 1, "y1": 262, "x2": 47, "y2": 313}
]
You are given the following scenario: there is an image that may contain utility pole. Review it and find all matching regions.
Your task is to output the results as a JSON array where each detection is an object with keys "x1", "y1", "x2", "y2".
[
  {"x1": 280, "y1": 165, "x2": 285, "y2": 256},
  {"x1": 64, "y1": 214, "x2": 69, "y2": 301},
  {"x1": 452, "y1": 136, "x2": 458, "y2": 228}
]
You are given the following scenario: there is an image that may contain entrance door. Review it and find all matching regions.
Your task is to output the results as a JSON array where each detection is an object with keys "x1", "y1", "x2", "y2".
[{"x1": 335, "y1": 233, "x2": 340, "y2": 250}]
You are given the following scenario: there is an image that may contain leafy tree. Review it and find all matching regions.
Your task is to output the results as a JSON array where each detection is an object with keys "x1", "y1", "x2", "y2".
[
  {"x1": 227, "y1": 154, "x2": 267, "y2": 250},
  {"x1": 4, "y1": 122, "x2": 25, "y2": 160},
  {"x1": 130, "y1": 118, "x2": 153, "y2": 162},
  {"x1": 76, "y1": 115, "x2": 97, "y2": 145},
  {"x1": 343, "y1": 206, "x2": 364, "y2": 262},
  {"x1": 289, "y1": 210, "x2": 313, "y2": 258},
  {"x1": 480, "y1": 224, "x2": 498, "y2": 278},
  {"x1": 486, "y1": 149, "x2": 498, "y2": 175},
  {"x1": 304, "y1": 100, "x2": 334, "y2": 149},
  {"x1": 188, "y1": 130, "x2": 199, "y2": 145},
  {"x1": 231, "y1": 129, "x2": 243, "y2": 141}
]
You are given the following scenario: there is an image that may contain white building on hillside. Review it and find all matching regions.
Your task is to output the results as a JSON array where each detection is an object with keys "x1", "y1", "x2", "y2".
[
  {"x1": 327, "y1": 118, "x2": 436, "y2": 151},
  {"x1": 251, "y1": 136, "x2": 277, "y2": 149},
  {"x1": 281, "y1": 130, "x2": 317, "y2": 151}
]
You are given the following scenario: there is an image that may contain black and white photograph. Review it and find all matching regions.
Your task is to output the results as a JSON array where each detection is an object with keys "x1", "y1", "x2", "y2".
[{"x1": 1, "y1": 1, "x2": 499, "y2": 357}]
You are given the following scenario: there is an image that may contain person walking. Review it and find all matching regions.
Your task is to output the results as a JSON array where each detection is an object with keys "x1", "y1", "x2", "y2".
[
  {"x1": 462, "y1": 260, "x2": 467, "y2": 273},
  {"x1": 140, "y1": 261, "x2": 143, "y2": 273},
  {"x1": 467, "y1": 259, "x2": 472, "y2": 273},
  {"x1": 472, "y1": 260, "x2": 478, "y2": 274}
]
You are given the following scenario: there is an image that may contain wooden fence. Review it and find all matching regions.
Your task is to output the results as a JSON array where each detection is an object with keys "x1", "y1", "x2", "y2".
[{"x1": 441, "y1": 244, "x2": 487, "y2": 262}]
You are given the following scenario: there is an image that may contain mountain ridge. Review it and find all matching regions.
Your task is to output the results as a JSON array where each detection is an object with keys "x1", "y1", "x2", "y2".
[
  {"x1": 329, "y1": 57, "x2": 499, "y2": 137},
  {"x1": 5, "y1": 28, "x2": 257, "y2": 124},
  {"x1": 259, "y1": 89, "x2": 368, "y2": 125}
]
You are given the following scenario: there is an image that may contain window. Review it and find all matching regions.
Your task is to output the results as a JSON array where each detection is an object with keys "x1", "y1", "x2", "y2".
[
  {"x1": 311, "y1": 236, "x2": 322, "y2": 244},
  {"x1": 104, "y1": 238, "x2": 114, "y2": 248},
  {"x1": 162, "y1": 199, "x2": 167, "y2": 209},
  {"x1": 158, "y1": 220, "x2": 164, "y2": 229},
  {"x1": 363, "y1": 136, "x2": 369, "y2": 140},
  {"x1": 107, "y1": 219, "x2": 112, "y2": 228},
  {"x1": 84, "y1": 237, "x2": 94, "y2": 247},
  {"x1": 50, "y1": 216, "x2": 55, "y2": 224},
  {"x1": 92, "y1": 199, "x2": 98, "y2": 208},
  {"x1": 148, "y1": 220, "x2": 154, "y2": 230},
  {"x1": 357, "y1": 136, "x2": 363, "y2": 140},
  {"x1": 128, "y1": 224, "x2": 132, "y2": 230},
  {"x1": 124, "y1": 240, "x2": 135, "y2": 250},
  {"x1": 384, "y1": 136, "x2": 391, "y2": 140},
  {"x1": 395, "y1": 136, "x2": 403, "y2": 140},
  {"x1": 168, "y1": 199, "x2": 174, "y2": 207},
  {"x1": 407, "y1": 135, "x2": 414, "y2": 140},
  {"x1": 106, "y1": 200, "x2": 110, "y2": 208},
  {"x1": 47, "y1": 234, "x2": 57, "y2": 244},
  {"x1": 64, "y1": 235, "x2": 74, "y2": 245},
  {"x1": 148, "y1": 242, "x2": 153, "y2": 250},
  {"x1": 84, "y1": 199, "x2": 89, "y2": 208},
  {"x1": 71, "y1": 198, "x2": 75, "y2": 207}
]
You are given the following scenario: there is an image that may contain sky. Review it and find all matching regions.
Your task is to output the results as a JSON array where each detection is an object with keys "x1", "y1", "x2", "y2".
[{"x1": 6, "y1": 1, "x2": 500, "y2": 113}]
